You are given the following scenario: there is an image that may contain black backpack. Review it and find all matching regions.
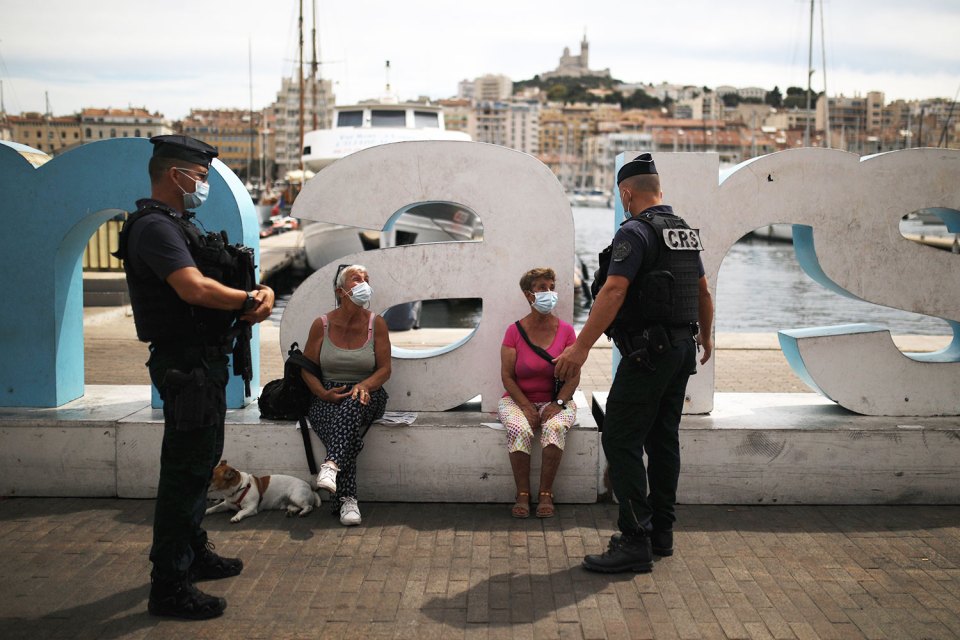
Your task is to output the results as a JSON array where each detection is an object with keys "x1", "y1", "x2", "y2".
[{"x1": 258, "y1": 343, "x2": 322, "y2": 421}]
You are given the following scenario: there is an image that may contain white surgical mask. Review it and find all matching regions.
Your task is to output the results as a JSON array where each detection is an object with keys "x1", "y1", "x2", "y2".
[
  {"x1": 176, "y1": 169, "x2": 209, "y2": 210},
  {"x1": 530, "y1": 290, "x2": 558, "y2": 314},
  {"x1": 347, "y1": 281, "x2": 373, "y2": 307}
]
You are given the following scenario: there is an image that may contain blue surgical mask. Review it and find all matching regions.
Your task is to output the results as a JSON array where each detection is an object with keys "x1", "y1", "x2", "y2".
[
  {"x1": 530, "y1": 290, "x2": 558, "y2": 314},
  {"x1": 176, "y1": 169, "x2": 209, "y2": 210},
  {"x1": 347, "y1": 281, "x2": 373, "y2": 307}
]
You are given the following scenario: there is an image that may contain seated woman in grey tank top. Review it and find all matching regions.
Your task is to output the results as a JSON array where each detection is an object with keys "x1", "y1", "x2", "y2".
[{"x1": 301, "y1": 264, "x2": 392, "y2": 526}]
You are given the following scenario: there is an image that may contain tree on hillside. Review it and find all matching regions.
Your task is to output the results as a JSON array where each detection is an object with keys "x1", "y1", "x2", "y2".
[
  {"x1": 765, "y1": 86, "x2": 783, "y2": 108},
  {"x1": 783, "y1": 86, "x2": 821, "y2": 109},
  {"x1": 722, "y1": 93, "x2": 741, "y2": 108}
]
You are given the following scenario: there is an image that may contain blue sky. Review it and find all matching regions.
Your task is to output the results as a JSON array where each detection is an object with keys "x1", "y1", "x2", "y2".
[{"x1": 1, "y1": 0, "x2": 958, "y2": 119}]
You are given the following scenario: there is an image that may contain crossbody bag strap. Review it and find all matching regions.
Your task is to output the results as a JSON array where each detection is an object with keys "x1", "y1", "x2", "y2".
[
  {"x1": 514, "y1": 321, "x2": 556, "y2": 366},
  {"x1": 287, "y1": 351, "x2": 323, "y2": 380}
]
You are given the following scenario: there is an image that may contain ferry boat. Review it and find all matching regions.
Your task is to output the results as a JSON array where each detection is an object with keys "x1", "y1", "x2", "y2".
[{"x1": 300, "y1": 98, "x2": 478, "y2": 272}]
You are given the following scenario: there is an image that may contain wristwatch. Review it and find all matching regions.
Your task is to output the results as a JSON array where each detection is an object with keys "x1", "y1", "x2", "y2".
[
  {"x1": 556, "y1": 398, "x2": 567, "y2": 408},
  {"x1": 242, "y1": 291, "x2": 257, "y2": 311}
]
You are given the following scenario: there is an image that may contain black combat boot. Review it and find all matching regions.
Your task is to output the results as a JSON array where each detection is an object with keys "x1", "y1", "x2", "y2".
[
  {"x1": 189, "y1": 542, "x2": 243, "y2": 582},
  {"x1": 650, "y1": 529, "x2": 673, "y2": 557},
  {"x1": 609, "y1": 529, "x2": 674, "y2": 557},
  {"x1": 583, "y1": 532, "x2": 653, "y2": 573},
  {"x1": 148, "y1": 576, "x2": 227, "y2": 620}
]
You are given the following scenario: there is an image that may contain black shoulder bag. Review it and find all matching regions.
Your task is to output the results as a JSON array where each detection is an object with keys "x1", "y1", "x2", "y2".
[
  {"x1": 513, "y1": 321, "x2": 564, "y2": 400},
  {"x1": 258, "y1": 342, "x2": 324, "y2": 474}
]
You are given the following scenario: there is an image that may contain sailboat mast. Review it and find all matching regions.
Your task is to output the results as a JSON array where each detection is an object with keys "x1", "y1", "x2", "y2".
[
  {"x1": 311, "y1": 0, "x2": 319, "y2": 131},
  {"x1": 820, "y1": 0, "x2": 830, "y2": 148},
  {"x1": 298, "y1": 0, "x2": 305, "y2": 174},
  {"x1": 804, "y1": 0, "x2": 814, "y2": 147},
  {"x1": 247, "y1": 37, "x2": 254, "y2": 182}
]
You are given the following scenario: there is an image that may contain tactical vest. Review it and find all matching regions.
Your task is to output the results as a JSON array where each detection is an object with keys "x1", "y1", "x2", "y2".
[
  {"x1": 594, "y1": 211, "x2": 702, "y2": 334},
  {"x1": 115, "y1": 201, "x2": 256, "y2": 345}
]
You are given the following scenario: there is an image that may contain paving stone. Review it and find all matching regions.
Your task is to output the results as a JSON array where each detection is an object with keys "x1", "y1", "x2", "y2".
[{"x1": 2, "y1": 501, "x2": 960, "y2": 638}]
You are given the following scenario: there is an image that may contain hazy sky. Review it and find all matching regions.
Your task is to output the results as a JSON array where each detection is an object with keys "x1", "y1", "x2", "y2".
[{"x1": 2, "y1": 0, "x2": 958, "y2": 120}]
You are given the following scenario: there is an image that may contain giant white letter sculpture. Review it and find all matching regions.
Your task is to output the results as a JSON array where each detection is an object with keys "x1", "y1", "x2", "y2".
[
  {"x1": 651, "y1": 148, "x2": 959, "y2": 416},
  {"x1": 281, "y1": 141, "x2": 574, "y2": 411}
]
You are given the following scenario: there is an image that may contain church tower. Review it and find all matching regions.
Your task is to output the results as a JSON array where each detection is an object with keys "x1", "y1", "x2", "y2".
[{"x1": 580, "y1": 32, "x2": 589, "y2": 70}]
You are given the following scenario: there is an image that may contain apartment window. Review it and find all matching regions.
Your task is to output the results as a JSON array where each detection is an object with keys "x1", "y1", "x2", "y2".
[
  {"x1": 85, "y1": 128, "x2": 92, "y2": 138},
  {"x1": 99, "y1": 131, "x2": 103, "y2": 139},
  {"x1": 110, "y1": 128, "x2": 117, "y2": 138},
  {"x1": 37, "y1": 131, "x2": 42, "y2": 138},
  {"x1": 135, "y1": 129, "x2": 141, "y2": 137}
]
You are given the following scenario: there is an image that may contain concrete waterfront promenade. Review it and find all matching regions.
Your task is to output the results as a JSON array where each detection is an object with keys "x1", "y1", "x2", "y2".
[{"x1": 0, "y1": 308, "x2": 956, "y2": 638}]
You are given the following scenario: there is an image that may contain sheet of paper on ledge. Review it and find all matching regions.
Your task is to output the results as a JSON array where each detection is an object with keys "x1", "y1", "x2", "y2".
[{"x1": 373, "y1": 412, "x2": 417, "y2": 425}]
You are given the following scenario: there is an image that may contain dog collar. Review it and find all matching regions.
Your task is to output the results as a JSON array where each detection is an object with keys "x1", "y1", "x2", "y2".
[{"x1": 231, "y1": 482, "x2": 252, "y2": 508}]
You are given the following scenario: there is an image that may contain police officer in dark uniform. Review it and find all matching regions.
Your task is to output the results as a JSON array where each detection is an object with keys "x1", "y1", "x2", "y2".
[
  {"x1": 555, "y1": 153, "x2": 714, "y2": 573},
  {"x1": 118, "y1": 135, "x2": 275, "y2": 618}
]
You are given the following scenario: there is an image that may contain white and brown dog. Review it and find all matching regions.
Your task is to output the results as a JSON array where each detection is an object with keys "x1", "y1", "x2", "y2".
[{"x1": 205, "y1": 460, "x2": 320, "y2": 523}]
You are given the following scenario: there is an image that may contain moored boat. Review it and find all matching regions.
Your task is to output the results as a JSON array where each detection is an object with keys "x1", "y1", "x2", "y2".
[{"x1": 300, "y1": 98, "x2": 477, "y2": 271}]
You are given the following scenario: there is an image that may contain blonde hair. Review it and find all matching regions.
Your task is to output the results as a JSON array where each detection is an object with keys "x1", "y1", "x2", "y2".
[
  {"x1": 519, "y1": 267, "x2": 556, "y2": 292},
  {"x1": 335, "y1": 264, "x2": 367, "y2": 291}
]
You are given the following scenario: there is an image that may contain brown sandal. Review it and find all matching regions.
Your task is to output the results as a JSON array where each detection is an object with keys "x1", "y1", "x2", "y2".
[
  {"x1": 536, "y1": 491, "x2": 555, "y2": 518},
  {"x1": 511, "y1": 492, "x2": 530, "y2": 519}
]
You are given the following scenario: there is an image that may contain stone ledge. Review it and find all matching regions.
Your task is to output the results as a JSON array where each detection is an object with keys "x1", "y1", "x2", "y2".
[
  {"x1": 0, "y1": 386, "x2": 600, "y2": 502},
  {"x1": 595, "y1": 392, "x2": 960, "y2": 504},
  {"x1": 4, "y1": 387, "x2": 958, "y2": 504}
]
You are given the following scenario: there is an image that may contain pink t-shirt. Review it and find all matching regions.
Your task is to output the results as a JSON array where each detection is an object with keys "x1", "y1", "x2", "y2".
[{"x1": 501, "y1": 320, "x2": 577, "y2": 403}]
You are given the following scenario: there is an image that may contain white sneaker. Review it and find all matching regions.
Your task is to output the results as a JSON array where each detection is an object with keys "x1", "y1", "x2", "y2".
[
  {"x1": 317, "y1": 462, "x2": 338, "y2": 493},
  {"x1": 339, "y1": 497, "x2": 361, "y2": 526}
]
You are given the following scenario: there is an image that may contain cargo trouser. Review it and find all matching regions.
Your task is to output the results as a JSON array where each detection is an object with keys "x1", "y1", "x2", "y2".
[
  {"x1": 147, "y1": 344, "x2": 229, "y2": 583},
  {"x1": 602, "y1": 336, "x2": 697, "y2": 536}
]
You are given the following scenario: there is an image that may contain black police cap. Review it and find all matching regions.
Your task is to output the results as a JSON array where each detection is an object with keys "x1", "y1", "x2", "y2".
[
  {"x1": 150, "y1": 134, "x2": 219, "y2": 167},
  {"x1": 617, "y1": 153, "x2": 658, "y2": 184}
]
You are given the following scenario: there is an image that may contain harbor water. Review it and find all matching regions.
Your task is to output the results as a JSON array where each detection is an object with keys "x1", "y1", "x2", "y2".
[
  {"x1": 572, "y1": 207, "x2": 953, "y2": 335},
  {"x1": 270, "y1": 207, "x2": 953, "y2": 336}
]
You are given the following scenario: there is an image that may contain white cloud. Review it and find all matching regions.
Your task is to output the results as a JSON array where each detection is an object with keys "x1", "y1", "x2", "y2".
[{"x1": 1, "y1": 0, "x2": 957, "y2": 118}]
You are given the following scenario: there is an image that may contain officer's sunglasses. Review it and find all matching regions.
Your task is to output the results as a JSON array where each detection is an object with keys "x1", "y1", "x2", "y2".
[{"x1": 175, "y1": 167, "x2": 209, "y2": 182}]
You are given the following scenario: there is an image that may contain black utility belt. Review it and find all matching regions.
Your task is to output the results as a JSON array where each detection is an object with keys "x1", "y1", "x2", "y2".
[
  {"x1": 150, "y1": 341, "x2": 229, "y2": 357},
  {"x1": 626, "y1": 323, "x2": 697, "y2": 343}
]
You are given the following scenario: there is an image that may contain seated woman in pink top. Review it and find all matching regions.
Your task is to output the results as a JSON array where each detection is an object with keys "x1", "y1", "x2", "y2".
[{"x1": 499, "y1": 267, "x2": 580, "y2": 519}]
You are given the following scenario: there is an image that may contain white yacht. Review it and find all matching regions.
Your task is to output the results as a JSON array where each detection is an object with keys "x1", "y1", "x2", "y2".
[
  {"x1": 302, "y1": 99, "x2": 470, "y2": 171},
  {"x1": 300, "y1": 98, "x2": 479, "y2": 272}
]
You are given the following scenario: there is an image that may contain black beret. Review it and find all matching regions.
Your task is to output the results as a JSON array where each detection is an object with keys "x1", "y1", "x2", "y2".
[
  {"x1": 617, "y1": 153, "x2": 658, "y2": 184},
  {"x1": 150, "y1": 134, "x2": 218, "y2": 167}
]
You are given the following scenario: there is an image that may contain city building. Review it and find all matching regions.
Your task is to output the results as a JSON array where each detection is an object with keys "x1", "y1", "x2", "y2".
[
  {"x1": 80, "y1": 107, "x2": 170, "y2": 142},
  {"x1": 477, "y1": 75, "x2": 513, "y2": 102},
  {"x1": 764, "y1": 107, "x2": 815, "y2": 133},
  {"x1": 180, "y1": 109, "x2": 263, "y2": 181},
  {"x1": 584, "y1": 132, "x2": 654, "y2": 190},
  {"x1": 438, "y1": 98, "x2": 474, "y2": 137},
  {"x1": 816, "y1": 91, "x2": 885, "y2": 135},
  {"x1": 474, "y1": 101, "x2": 509, "y2": 147},
  {"x1": 540, "y1": 35, "x2": 610, "y2": 80},
  {"x1": 0, "y1": 112, "x2": 12, "y2": 142},
  {"x1": 506, "y1": 101, "x2": 540, "y2": 156},
  {"x1": 6, "y1": 112, "x2": 82, "y2": 153},
  {"x1": 267, "y1": 75, "x2": 334, "y2": 179}
]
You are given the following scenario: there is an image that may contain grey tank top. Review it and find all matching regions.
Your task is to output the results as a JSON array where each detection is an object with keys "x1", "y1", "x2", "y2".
[{"x1": 318, "y1": 313, "x2": 376, "y2": 383}]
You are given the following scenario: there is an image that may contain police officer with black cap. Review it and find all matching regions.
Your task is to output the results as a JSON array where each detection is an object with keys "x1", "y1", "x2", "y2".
[
  {"x1": 555, "y1": 153, "x2": 714, "y2": 573},
  {"x1": 117, "y1": 135, "x2": 275, "y2": 619}
]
